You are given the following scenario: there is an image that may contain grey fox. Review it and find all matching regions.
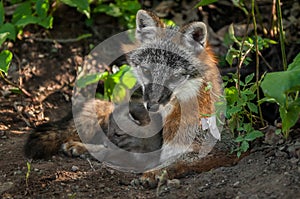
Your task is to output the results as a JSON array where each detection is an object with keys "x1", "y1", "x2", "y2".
[{"x1": 25, "y1": 10, "x2": 243, "y2": 187}]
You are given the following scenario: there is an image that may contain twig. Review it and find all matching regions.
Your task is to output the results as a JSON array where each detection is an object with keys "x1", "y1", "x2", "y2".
[
  {"x1": 236, "y1": 14, "x2": 251, "y2": 95},
  {"x1": 0, "y1": 71, "x2": 32, "y2": 97},
  {"x1": 13, "y1": 102, "x2": 32, "y2": 127},
  {"x1": 252, "y1": 0, "x2": 265, "y2": 126},
  {"x1": 258, "y1": 51, "x2": 273, "y2": 71},
  {"x1": 29, "y1": 34, "x2": 92, "y2": 44},
  {"x1": 86, "y1": 158, "x2": 96, "y2": 171},
  {"x1": 276, "y1": 0, "x2": 287, "y2": 70}
]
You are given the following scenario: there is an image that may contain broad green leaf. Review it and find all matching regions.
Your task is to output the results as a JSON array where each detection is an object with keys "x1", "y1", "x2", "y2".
[
  {"x1": 112, "y1": 83, "x2": 126, "y2": 103},
  {"x1": 60, "y1": 0, "x2": 90, "y2": 18},
  {"x1": 0, "y1": 50, "x2": 13, "y2": 75},
  {"x1": 261, "y1": 70, "x2": 300, "y2": 106},
  {"x1": 94, "y1": 3, "x2": 122, "y2": 17},
  {"x1": 116, "y1": 0, "x2": 141, "y2": 11},
  {"x1": 121, "y1": 69, "x2": 136, "y2": 89},
  {"x1": 195, "y1": 0, "x2": 218, "y2": 7},
  {"x1": 280, "y1": 99, "x2": 300, "y2": 133},
  {"x1": 38, "y1": 16, "x2": 53, "y2": 29},
  {"x1": 244, "y1": 130, "x2": 264, "y2": 141},
  {"x1": 287, "y1": 52, "x2": 300, "y2": 71},
  {"x1": 36, "y1": 0, "x2": 49, "y2": 18},
  {"x1": 0, "y1": 1, "x2": 4, "y2": 26},
  {"x1": 257, "y1": 97, "x2": 278, "y2": 105},
  {"x1": 0, "y1": 32, "x2": 9, "y2": 46},
  {"x1": 76, "y1": 72, "x2": 108, "y2": 88},
  {"x1": 12, "y1": 2, "x2": 32, "y2": 24},
  {"x1": 14, "y1": 15, "x2": 40, "y2": 27},
  {"x1": 0, "y1": 23, "x2": 17, "y2": 40}
]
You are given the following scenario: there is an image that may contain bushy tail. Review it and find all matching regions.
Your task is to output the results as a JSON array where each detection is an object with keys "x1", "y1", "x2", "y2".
[
  {"x1": 24, "y1": 130, "x2": 64, "y2": 159},
  {"x1": 24, "y1": 113, "x2": 75, "y2": 159}
]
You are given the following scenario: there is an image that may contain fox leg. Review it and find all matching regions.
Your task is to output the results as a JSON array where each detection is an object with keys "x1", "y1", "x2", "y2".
[{"x1": 139, "y1": 143, "x2": 247, "y2": 188}]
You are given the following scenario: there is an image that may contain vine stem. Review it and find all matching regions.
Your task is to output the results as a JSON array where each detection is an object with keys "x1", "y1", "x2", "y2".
[{"x1": 251, "y1": 0, "x2": 265, "y2": 126}]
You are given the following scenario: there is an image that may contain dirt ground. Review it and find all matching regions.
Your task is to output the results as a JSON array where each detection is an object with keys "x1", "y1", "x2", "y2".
[{"x1": 1, "y1": 1, "x2": 300, "y2": 198}]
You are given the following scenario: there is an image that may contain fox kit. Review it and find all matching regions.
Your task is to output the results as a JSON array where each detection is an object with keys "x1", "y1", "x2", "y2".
[{"x1": 25, "y1": 10, "x2": 243, "y2": 187}]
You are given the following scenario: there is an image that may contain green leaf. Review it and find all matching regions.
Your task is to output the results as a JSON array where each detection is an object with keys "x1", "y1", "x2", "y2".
[
  {"x1": 227, "y1": 106, "x2": 242, "y2": 116},
  {"x1": 38, "y1": 16, "x2": 53, "y2": 29},
  {"x1": 225, "y1": 47, "x2": 239, "y2": 65},
  {"x1": 116, "y1": 0, "x2": 141, "y2": 12},
  {"x1": 112, "y1": 83, "x2": 126, "y2": 103},
  {"x1": 121, "y1": 69, "x2": 137, "y2": 89},
  {"x1": 12, "y1": 2, "x2": 32, "y2": 24},
  {"x1": 0, "y1": 23, "x2": 17, "y2": 40},
  {"x1": 247, "y1": 102, "x2": 258, "y2": 113},
  {"x1": 261, "y1": 69, "x2": 300, "y2": 106},
  {"x1": 0, "y1": 1, "x2": 4, "y2": 26},
  {"x1": 76, "y1": 72, "x2": 108, "y2": 88},
  {"x1": 0, "y1": 50, "x2": 13, "y2": 75},
  {"x1": 240, "y1": 140, "x2": 249, "y2": 152},
  {"x1": 94, "y1": 3, "x2": 122, "y2": 17},
  {"x1": 0, "y1": 32, "x2": 9, "y2": 46},
  {"x1": 36, "y1": 0, "x2": 49, "y2": 18},
  {"x1": 234, "y1": 135, "x2": 244, "y2": 143},
  {"x1": 60, "y1": 0, "x2": 90, "y2": 18},
  {"x1": 195, "y1": 0, "x2": 218, "y2": 7},
  {"x1": 225, "y1": 86, "x2": 239, "y2": 105},
  {"x1": 245, "y1": 73, "x2": 254, "y2": 84},
  {"x1": 280, "y1": 99, "x2": 300, "y2": 133},
  {"x1": 287, "y1": 52, "x2": 300, "y2": 71},
  {"x1": 244, "y1": 130, "x2": 264, "y2": 141},
  {"x1": 14, "y1": 15, "x2": 40, "y2": 27}
]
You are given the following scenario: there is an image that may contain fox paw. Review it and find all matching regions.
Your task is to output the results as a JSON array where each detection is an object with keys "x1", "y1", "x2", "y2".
[
  {"x1": 140, "y1": 169, "x2": 169, "y2": 189},
  {"x1": 61, "y1": 141, "x2": 87, "y2": 157}
]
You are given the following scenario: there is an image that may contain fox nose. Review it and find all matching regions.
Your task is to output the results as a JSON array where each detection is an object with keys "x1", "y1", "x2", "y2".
[{"x1": 147, "y1": 102, "x2": 159, "y2": 112}]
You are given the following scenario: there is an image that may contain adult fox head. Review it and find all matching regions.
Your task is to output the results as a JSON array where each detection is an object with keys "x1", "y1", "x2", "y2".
[{"x1": 128, "y1": 10, "x2": 212, "y2": 112}]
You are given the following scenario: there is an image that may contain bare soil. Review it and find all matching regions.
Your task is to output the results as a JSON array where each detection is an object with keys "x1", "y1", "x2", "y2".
[{"x1": 1, "y1": 1, "x2": 300, "y2": 199}]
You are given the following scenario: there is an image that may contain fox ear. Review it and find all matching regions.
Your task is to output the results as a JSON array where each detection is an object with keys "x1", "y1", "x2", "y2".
[
  {"x1": 135, "y1": 10, "x2": 163, "y2": 42},
  {"x1": 180, "y1": 22, "x2": 207, "y2": 53}
]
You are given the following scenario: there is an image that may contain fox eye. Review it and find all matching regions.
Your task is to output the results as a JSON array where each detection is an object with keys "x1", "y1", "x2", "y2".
[
  {"x1": 141, "y1": 66, "x2": 150, "y2": 75},
  {"x1": 170, "y1": 74, "x2": 180, "y2": 81}
]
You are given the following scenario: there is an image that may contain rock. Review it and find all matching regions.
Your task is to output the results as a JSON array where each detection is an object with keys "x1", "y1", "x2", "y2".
[
  {"x1": 71, "y1": 165, "x2": 79, "y2": 172},
  {"x1": 264, "y1": 126, "x2": 282, "y2": 145},
  {"x1": 0, "y1": 182, "x2": 14, "y2": 195},
  {"x1": 166, "y1": 179, "x2": 180, "y2": 189}
]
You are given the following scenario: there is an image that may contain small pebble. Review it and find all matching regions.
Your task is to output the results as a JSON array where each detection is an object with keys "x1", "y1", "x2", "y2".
[
  {"x1": 233, "y1": 181, "x2": 240, "y2": 188},
  {"x1": 71, "y1": 165, "x2": 79, "y2": 172}
]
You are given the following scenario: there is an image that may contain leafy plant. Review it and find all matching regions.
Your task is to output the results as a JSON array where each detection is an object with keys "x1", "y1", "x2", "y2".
[
  {"x1": 25, "y1": 161, "x2": 31, "y2": 187},
  {"x1": 260, "y1": 53, "x2": 300, "y2": 138},
  {"x1": 59, "y1": 0, "x2": 90, "y2": 18},
  {"x1": 76, "y1": 64, "x2": 137, "y2": 102},
  {"x1": 224, "y1": 73, "x2": 259, "y2": 131},
  {"x1": 233, "y1": 123, "x2": 263, "y2": 157},
  {"x1": 224, "y1": 73, "x2": 266, "y2": 157},
  {"x1": 93, "y1": 0, "x2": 141, "y2": 29}
]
